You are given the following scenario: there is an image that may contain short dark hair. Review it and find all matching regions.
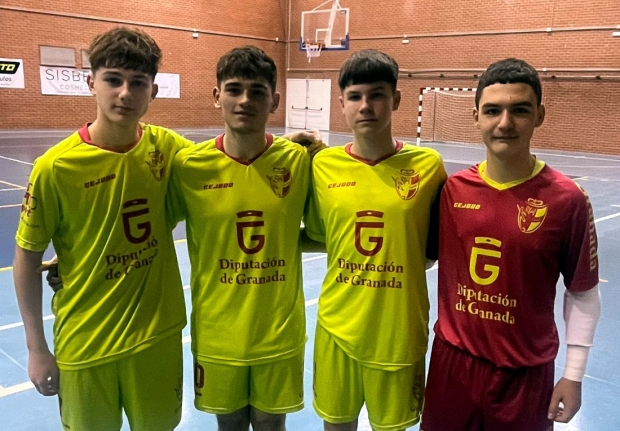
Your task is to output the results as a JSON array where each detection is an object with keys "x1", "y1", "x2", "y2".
[
  {"x1": 338, "y1": 49, "x2": 399, "y2": 91},
  {"x1": 475, "y1": 58, "x2": 542, "y2": 108},
  {"x1": 216, "y1": 46, "x2": 277, "y2": 92},
  {"x1": 88, "y1": 27, "x2": 161, "y2": 78}
]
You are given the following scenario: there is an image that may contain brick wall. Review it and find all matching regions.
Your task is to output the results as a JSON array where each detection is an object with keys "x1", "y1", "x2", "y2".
[
  {"x1": 289, "y1": 0, "x2": 620, "y2": 155},
  {"x1": 1, "y1": 0, "x2": 619, "y2": 154},
  {"x1": 0, "y1": 1, "x2": 287, "y2": 129}
]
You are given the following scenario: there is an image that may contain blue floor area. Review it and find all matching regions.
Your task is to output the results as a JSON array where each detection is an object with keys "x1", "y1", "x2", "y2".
[{"x1": 1, "y1": 129, "x2": 620, "y2": 429}]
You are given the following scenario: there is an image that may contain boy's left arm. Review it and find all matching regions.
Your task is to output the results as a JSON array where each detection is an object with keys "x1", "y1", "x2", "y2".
[
  {"x1": 548, "y1": 286, "x2": 601, "y2": 423},
  {"x1": 282, "y1": 130, "x2": 327, "y2": 159}
]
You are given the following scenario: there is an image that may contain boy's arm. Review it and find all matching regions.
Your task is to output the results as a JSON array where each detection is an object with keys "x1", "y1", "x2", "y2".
[
  {"x1": 547, "y1": 286, "x2": 601, "y2": 423},
  {"x1": 13, "y1": 246, "x2": 59, "y2": 396},
  {"x1": 282, "y1": 130, "x2": 327, "y2": 159},
  {"x1": 301, "y1": 227, "x2": 326, "y2": 253}
]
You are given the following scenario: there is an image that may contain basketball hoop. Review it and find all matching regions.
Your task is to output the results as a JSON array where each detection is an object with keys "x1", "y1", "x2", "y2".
[{"x1": 305, "y1": 43, "x2": 323, "y2": 62}]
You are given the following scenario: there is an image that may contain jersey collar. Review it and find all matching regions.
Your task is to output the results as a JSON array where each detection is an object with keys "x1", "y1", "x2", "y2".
[
  {"x1": 78, "y1": 123, "x2": 143, "y2": 153},
  {"x1": 478, "y1": 157, "x2": 546, "y2": 190},
  {"x1": 345, "y1": 140, "x2": 403, "y2": 166}
]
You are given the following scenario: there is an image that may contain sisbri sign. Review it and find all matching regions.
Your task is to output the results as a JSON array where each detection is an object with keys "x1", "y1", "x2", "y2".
[
  {"x1": 40, "y1": 66, "x2": 90, "y2": 95},
  {"x1": 39, "y1": 66, "x2": 180, "y2": 98}
]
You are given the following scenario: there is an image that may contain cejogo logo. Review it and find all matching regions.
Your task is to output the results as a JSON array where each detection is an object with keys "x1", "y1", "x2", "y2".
[{"x1": 0, "y1": 61, "x2": 20, "y2": 75}]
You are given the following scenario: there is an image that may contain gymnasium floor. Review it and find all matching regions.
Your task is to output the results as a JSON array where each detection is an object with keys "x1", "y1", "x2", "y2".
[{"x1": 1, "y1": 127, "x2": 619, "y2": 430}]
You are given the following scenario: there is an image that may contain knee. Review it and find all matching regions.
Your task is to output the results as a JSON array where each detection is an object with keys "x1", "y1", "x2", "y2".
[
  {"x1": 250, "y1": 409, "x2": 286, "y2": 431},
  {"x1": 324, "y1": 420, "x2": 358, "y2": 431},
  {"x1": 216, "y1": 408, "x2": 251, "y2": 431}
]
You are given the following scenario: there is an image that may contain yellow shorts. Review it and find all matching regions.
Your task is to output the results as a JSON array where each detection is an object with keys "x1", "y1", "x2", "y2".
[
  {"x1": 313, "y1": 324, "x2": 425, "y2": 431},
  {"x1": 194, "y1": 350, "x2": 304, "y2": 415},
  {"x1": 58, "y1": 332, "x2": 183, "y2": 431}
]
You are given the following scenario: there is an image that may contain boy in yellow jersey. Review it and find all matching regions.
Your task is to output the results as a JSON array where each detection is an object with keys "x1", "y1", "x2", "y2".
[
  {"x1": 303, "y1": 50, "x2": 446, "y2": 431},
  {"x1": 13, "y1": 27, "x2": 191, "y2": 430},
  {"x1": 168, "y1": 46, "x2": 310, "y2": 431}
]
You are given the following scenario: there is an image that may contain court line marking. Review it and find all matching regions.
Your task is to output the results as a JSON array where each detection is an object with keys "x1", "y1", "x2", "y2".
[
  {"x1": 0, "y1": 348, "x2": 27, "y2": 372},
  {"x1": 0, "y1": 382, "x2": 34, "y2": 397},
  {"x1": 533, "y1": 152, "x2": 620, "y2": 163},
  {"x1": 595, "y1": 212, "x2": 620, "y2": 223},
  {"x1": 0, "y1": 179, "x2": 25, "y2": 189},
  {"x1": 0, "y1": 315, "x2": 55, "y2": 332},
  {"x1": 0, "y1": 204, "x2": 21, "y2": 209},
  {"x1": 555, "y1": 165, "x2": 620, "y2": 169},
  {"x1": 612, "y1": 205, "x2": 620, "y2": 208},
  {"x1": 0, "y1": 156, "x2": 33, "y2": 166}
]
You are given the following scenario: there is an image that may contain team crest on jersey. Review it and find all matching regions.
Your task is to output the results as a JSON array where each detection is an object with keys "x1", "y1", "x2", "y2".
[
  {"x1": 145, "y1": 150, "x2": 164, "y2": 181},
  {"x1": 393, "y1": 169, "x2": 420, "y2": 200},
  {"x1": 267, "y1": 167, "x2": 291, "y2": 198},
  {"x1": 517, "y1": 198, "x2": 548, "y2": 233}
]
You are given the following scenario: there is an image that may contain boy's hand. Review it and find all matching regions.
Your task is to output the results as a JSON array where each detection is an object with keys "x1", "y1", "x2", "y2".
[
  {"x1": 283, "y1": 130, "x2": 328, "y2": 159},
  {"x1": 36, "y1": 256, "x2": 62, "y2": 293},
  {"x1": 547, "y1": 377, "x2": 582, "y2": 423},
  {"x1": 29, "y1": 349, "x2": 59, "y2": 396}
]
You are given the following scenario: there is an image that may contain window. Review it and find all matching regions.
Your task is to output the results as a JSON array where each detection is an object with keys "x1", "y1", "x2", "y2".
[
  {"x1": 81, "y1": 49, "x2": 91, "y2": 69},
  {"x1": 40, "y1": 46, "x2": 75, "y2": 67}
]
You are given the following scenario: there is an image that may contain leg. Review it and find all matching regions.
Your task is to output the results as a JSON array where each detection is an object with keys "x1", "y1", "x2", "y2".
[
  {"x1": 249, "y1": 407, "x2": 286, "y2": 431},
  {"x1": 193, "y1": 357, "x2": 251, "y2": 427},
  {"x1": 313, "y1": 324, "x2": 364, "y2": 429},
  {"x1": 216, "y1": 406, "x2": 251, "y2": 431},
  {"x1": 363, "y1": 358, "x2": 425, "y2": 431},
  {"x1": 120, "y1": 332, "x2": 183, "y2": 431},
  {"x1": 248, "y1": 350, "x2": 304, "y2": 429},
  {"x1": 485, "y1": 360, "x2": 555, "y2": 431},
  {"x1": 421, "y1": 337, "x2": 487, "y2": 431},
  {"x1": 324, "y1": 419, "x2": 358, "y2": 431},
  {"x1": 58, "y1": 362, "x2": 123, "y2": 431}
]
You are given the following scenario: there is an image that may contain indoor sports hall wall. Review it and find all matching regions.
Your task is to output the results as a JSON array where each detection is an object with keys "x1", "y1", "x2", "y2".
[
  {"x1": 288, "y1": 0, "x2": 620, "y2": 155},
  {"x1": 0, "y1": 0, "x2": 288, "y2": 129},
  {"x1": 2, "y1": 0, "x2": 620, "y2": 155}
]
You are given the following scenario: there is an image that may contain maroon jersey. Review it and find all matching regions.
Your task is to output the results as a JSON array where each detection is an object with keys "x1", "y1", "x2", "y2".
[{"x1": 434, "y1": 161, "x2": 598, "y2": 368}]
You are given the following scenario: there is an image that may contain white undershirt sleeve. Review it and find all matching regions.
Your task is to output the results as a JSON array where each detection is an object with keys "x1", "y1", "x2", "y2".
[{"x1": 563, "y1": 286, "x2": 601, "y2": 382}]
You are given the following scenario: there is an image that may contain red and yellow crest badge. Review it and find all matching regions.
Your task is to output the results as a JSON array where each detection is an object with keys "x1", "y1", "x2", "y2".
[
  {"x1": 393, "y1": 169, "x2": 420, "y2": 200},
  {"x1": 145, "y1": 150, "x2": 164, "y2": 181},
  {"x1": 267, "y1": 167, "x2": 291, "y2": 198},
  {"x1": 517, "y1": 198, "x2": 547, "y2": 233}
]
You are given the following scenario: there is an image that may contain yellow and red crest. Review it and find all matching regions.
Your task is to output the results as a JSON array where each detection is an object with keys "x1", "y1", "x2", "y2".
[
  {"x1": 145, "y1": 150, "x2": 165, "y2": 181},
  {"x1": 517, "y1": 198, "x2": 547, "y2": 233},
  {"x1": 267, "y1": 167, "x2": 291, "y2": 198},
  {"x1": 393, "y1": 169, "x2": 420, "y2": 200}
]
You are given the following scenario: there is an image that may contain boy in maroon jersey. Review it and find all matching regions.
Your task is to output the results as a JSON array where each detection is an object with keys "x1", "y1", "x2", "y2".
[{"x1": 421, "y1": 58, "x2": 601, "y2": 431}]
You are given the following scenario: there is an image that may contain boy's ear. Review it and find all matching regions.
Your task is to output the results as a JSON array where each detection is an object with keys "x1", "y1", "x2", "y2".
[
  {"x1": 392, "y1": 89, "x2": 401, "y2": 111},
  {"x1": 213, "y1": 86, "x2": 221, "y2": 108},
  {"x1": 473, "y1": 108, "x2": 480, "y2": 129},
  {"x1": 270, "y1": 92, "x2": 280, "y2": 113},
  {"x1": 87, "y1": 73, "x2": 95, "y2": 94},
  {"x1": 535, "y1": 104, "x2": 546, "y2": 127},
  {"x1": 151, "y1": 83, "x2": 158, "y2": 100}
]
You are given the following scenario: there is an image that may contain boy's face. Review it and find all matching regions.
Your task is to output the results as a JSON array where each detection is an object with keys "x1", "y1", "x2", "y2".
[
  {"x1": 214, "y1": 78, "x2": 279, "y2": 134},
  {"x1": 88, "y1": 67, "x2": 158, "y2": 126},
  {"x1": 474, "y1": 82, "x2": 545, "y2": 160},
  {"x1": 339, "y1": 82, "x2": 400, "y2": 138}
]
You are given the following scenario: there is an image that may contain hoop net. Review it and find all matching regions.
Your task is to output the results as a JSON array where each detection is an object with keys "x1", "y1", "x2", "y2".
[{"x1": 305, "y1": 43, "x2": 323, "y2": 62}]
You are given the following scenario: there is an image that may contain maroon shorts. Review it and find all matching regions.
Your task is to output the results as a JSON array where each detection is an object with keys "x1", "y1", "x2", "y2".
[{"x1": 421, "y1": 337, "x2": 554, "y2": 431}]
